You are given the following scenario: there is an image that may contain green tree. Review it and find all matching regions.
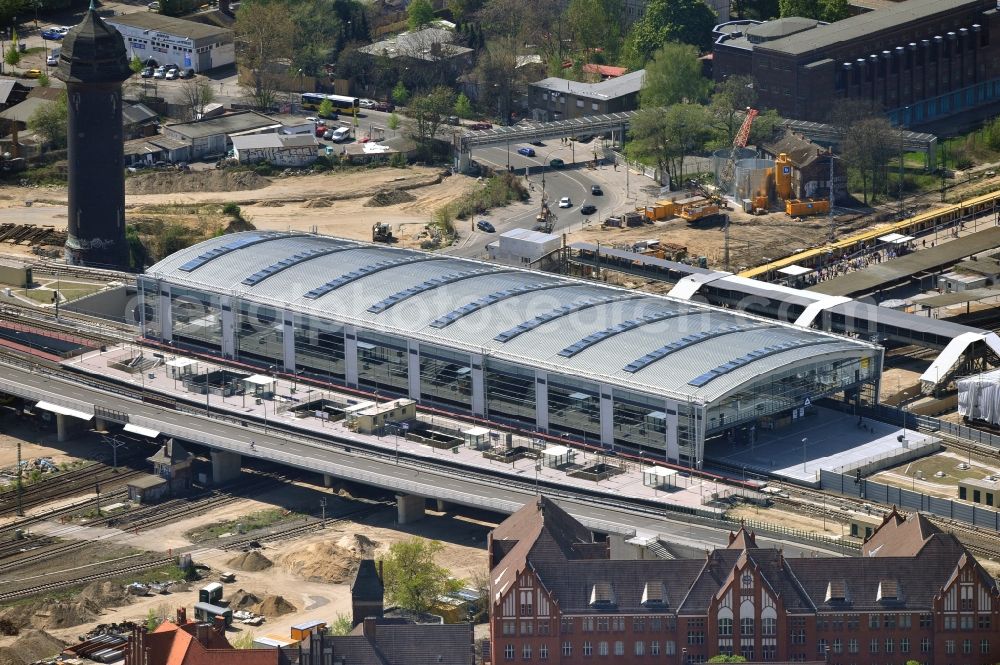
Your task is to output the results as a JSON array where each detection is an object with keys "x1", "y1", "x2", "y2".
[
  {"x1": 235, "y1": 0, "x2": 296, "y2": 110},
  {"x1": 407, "y1": 0, "x2": 435, "y2": 29},
  {"x1": 230, "y1": 631, "x2": 256, "y2": 649},
  {"x1": 822, "y1": 0, "x2": 849, "y2": 21},
  {"x1": 709, "y1": 74, "x2": 757, "y2": 145},
  {"x1": 145, "y1": 608, "x2": 161, "y2": 632},
  {"x1": 778, "y1": 0, "x2": 820, "y2": 17},
  {"x1": 4, "y1": 31, "x2": 20, "y2": 69},
  {"x1": 387, "y1": 112, "x2": 400, "y2": 131},
  {"x1": 391, "y1": 79, "x2": 410, "y2": 105},
  {"x1": 843, "y1": 116, "x2": 897, "y2": 204},
  {"x1": 329, "y1": 613, "x2": 353, "y2": 636},
  {"x1": 639, "y1": 43, "x2": 710, "y2": 108},
  {"x1": 621, "y1": 0, "x2": 716, "y2": 66},
  {"x1": 410, "y1": 85, "x2": 455, "y2": 144},
  {"x1": 37, "y1": 72, "x2": 48, "y2": 86},
  {"x1": 0, "y1": 0, "x2": 26, "y2": 29},
  {"x1": 27, "y1": 91, "x2": 67, "y2": 148},
  {"x1": 454, "y1": 92, "x2": 472, "y2": 118},
  {"x1": 379, "y1": 538, "x2": 462, "y2": 612},
  {"x1": 708, "y1": 657, "x2": 747, "y2": 663},
  {"x1": 629, "y1": 103, "x2": 710, "y2": 186},
  {"x1": 130, "y1": 54, "x2": 143, "y2": 75},
  {"x1": 289, "y1": 0, "x2": 342, "y2": 77},
  {"x1": 565, "y1": 0, "x2": 622, "y2": 57},
  {"x1": 318, "y1": 98, "x2": 335, "y2": 118},
  {"x1": 747, "y1": 108, "x2": 782, "y2": 145}
]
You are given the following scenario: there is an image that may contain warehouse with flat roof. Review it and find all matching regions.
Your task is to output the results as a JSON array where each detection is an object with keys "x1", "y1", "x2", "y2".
[
  {"x1": 105, "y1": 12, "x2": 233, "y2": 73},
  {"x1": 140, "y1": 232, "x2": 881, "y2": 467}
]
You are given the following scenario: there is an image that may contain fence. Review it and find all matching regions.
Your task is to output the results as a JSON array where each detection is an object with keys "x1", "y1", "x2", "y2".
[{"x1": 820, "y1": 469, "x2": 1000, "y2": 531}]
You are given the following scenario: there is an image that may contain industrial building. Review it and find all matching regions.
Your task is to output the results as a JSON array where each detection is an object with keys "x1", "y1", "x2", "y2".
[
  {"x1": 528, "y1": 70, "x2": 645, "y2": 122},
  {"x1": 712, "y1": 0, "x2": 1000, "y2": 125},
  {"x1": 490, "y1": 497, "x2": 999, "y2": 665},
  {"x1": 139, "y1": 232, "x2": 881, "y2": 468},
  {"x1": 105, "y1": 13, "x2": 234, "y2": 73}
]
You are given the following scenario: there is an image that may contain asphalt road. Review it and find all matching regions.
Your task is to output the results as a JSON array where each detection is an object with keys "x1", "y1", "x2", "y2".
[
  {"x1": 444, "y1": 139, "x2": 635, "y2": 258},
  {"x1": 0, "y1": 361, "x2": 840, "y2": 557}
]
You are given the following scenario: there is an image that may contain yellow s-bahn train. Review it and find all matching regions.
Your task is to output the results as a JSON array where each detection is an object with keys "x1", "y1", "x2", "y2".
[{"x1": 740, "y1": 189, "x2": 1000, "y2": 281}]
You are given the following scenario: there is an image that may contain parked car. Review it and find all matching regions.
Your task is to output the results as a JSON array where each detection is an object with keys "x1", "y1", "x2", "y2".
[
  {"x1": 558, "y1": 197, "x2": 572, "y2": 208},
  {"x1": 469, "y1": 122, "x2": 492, "y2": 131},
  {"x1": 21, "y1": 69, "x2": 42, "y2": 79},
  {"x1": 148, "y1": 1, "x2": 160, "y2": 9},
  {"x1": 152, "y1": 66, "x2": 167, "y2": 79},
  {"x1": 164, "y1": 68, "x2": 179, "y2": 80},
  {"x1": 165, "y1": 64, "x2": 179, "y2": 72},
  {"x1": 373, "y1": 101, "x2": 395, "y2": 112},
  {"x1": 516, "y1": 147, "x2": 535, "y2": 157},
  {"x1": 180, "y1": 68, "x2": 195, "y2": 79},
  {"x1": 140, "y1": 66, "x2": 154, "y2": 78},
  {"x1": 591, "y1": 185, "x2": 603, "y2": 195},
  {"x1": 329, "y1": 127, "x2": 351, "y2": 143},
  {"x1": 444, "y1": 115, "x2": 460, "y2": 125},
  {"x1": 580, "y1": 204, "x2": 597, "y2": 215},
  {"x1": 315, "y1": 124, "x2": 328, "y2": 137},
  {"x1": 47, "y1": 51, "x2": 61, "y2": 66},
  {"x1": 476, "y1": 219, "x2": 495, "y2": 233},
  {"x1": 40, "y1": 28, "x2": 63, "y2": 40},
  {"x1": 359, "y1": 98, "x2": 377, "y2": 109},
  {"x1": 549, "y1": 158, "x2": 565, "y2": 168}
]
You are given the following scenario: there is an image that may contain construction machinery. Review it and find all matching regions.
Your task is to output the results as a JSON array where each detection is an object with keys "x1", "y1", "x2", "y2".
[
  {"x1": 534, "y1": 198, "x2": 556, "y2": 233},
  {"x1": 372, "y1": 222, "x2": 394, "y2": 243},
  {"x1": 717, "y1": 108, "x2": 759, "y2": 198}
]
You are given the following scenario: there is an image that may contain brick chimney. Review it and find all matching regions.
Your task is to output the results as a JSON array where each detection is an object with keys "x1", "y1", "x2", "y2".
[
  {"x1": 176, "y1": 607, "x2": 187, "y2": 625},
  {"x1": 195, "y1": 623, "x2": 211, "y2": 646},
  {"x1": 213, "y1": 615, "x2": 226, "y2": 634},
  {"x1": 362, "y1": 617, "x2": 377, "y2": 641}
]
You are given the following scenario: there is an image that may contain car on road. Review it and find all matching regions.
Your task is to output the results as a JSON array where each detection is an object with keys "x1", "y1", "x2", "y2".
[
  {"x1": 21, "y1": 69, "x2": 42, "y2": 79},
  {"x1": 590, "y1": 185, "x2": 603, "y2": 195},
  {"x1": 41, "y1": 28, "x2": 63, "y2": 40},
  {"x1": 180, "y1": 68, "x2": 195, "y2": 79},
  {"x1": 516, "y1": 147, "x2": 535, "y2": 157},
  {"x1": 558, "y1": 197, "x2": 572, "y2": 208},
  {"x1": 530, "y1": 141, "x2": 545, "y2": 147},
  {"x1": 373, "y1": 101, "x2": 395, "y2": 112},
  {"x1": 359, "y1": 98, "x2": 377, "y2": 109},
  {"x1": 164, "y1": 68, "x2": 179, "y2": 80},
  {"x1": 46, "y1": 51, "x2": 60, "y2": 66},
  {"x1": 148, "y1": 1, "x2": 160, "y2": 9},
  {"x1": 580, "y1": 204, "x2": 597, "y2": 215},
  {"x1": 549, "y1": 158, "x2": 565, "y2": 168},
  {"x1": 140, "y1": 66, "x2": 154, "y2": 78},
  {"x1": 476, "y1": 219, "x2": 495, "y2": 233}
]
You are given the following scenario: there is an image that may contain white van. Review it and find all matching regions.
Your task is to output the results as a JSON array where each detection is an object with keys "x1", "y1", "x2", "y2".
[
  {"x1": 330, "y1": 127, "x2": 351, "y2": 143},
  {"x1": 46, "y1": 48, "x2": 60, "y2": 66}
]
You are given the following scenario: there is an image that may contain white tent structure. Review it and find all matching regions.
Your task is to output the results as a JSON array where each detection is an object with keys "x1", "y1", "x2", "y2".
[{"x1": 956, "y1": 368, "x2": 1000, "y2": 425}]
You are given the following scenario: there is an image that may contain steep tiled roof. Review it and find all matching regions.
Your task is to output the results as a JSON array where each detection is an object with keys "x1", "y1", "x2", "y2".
[
  {"x1": 861, "y1": 508, "x2": 940, "y2": 557},
  {"x1": 352, "y1": 558, "x2": 385, "y2": 602},
  {"x1": 147, "y1": 439, "x2": 193, "y2": 466},
  {"x1": 317, "y1": 624, "x2": 473, "y2": 665},
  {"x1": 727, "y1": 527, "x2": 758, "y2": 549}
]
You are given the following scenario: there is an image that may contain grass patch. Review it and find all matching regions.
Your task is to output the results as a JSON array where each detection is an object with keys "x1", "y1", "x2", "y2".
[
  {"x1": 184, "y1": 508, "x2": 303, "y2": 542},
  {"x1": 430, "y1": 172, "x2": 528, "y2": 244},
  {"x1": 23, "y1": 288, "x2": 56, "y2": 304}
]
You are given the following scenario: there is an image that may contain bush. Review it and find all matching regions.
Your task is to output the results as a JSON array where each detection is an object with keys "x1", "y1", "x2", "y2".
[
  {"x1": 253, "y1": 163, "x2": 274, "y2": 176},
  {"x1": 222, "y1": 202, "x2": 241, "y2": 217},
  {"x1": 951, "y1": 147, "x2": 973, "y2": 171},
  {"x1": 389, "y1": 152, "x2": 407, "y2": 168}
]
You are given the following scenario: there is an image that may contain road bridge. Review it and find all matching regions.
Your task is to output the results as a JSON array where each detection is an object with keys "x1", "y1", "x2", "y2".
[
  {"x1": 454, "y1": 112, "x2": 635, "y2": 171},
  {"x1": 0, "y1": 357, "x2": 845, "y2": 556}
]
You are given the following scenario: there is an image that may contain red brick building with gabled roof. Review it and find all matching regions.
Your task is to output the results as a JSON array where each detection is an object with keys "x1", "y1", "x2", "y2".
[
  {"x1": 123, "y1": 609, "x2": 278, "y2": 665},
  {"x1": 489, "y1": 498, "x2": 999, "y2": 665}
]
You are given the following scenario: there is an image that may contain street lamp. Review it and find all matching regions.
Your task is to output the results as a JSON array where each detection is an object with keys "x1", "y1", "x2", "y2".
[
  {"x1": 900, "y1": 391, "x2": 909, "y2": 443},
  {"x1": 801, "y1": 437, "x2": 808, "y2": 472}
]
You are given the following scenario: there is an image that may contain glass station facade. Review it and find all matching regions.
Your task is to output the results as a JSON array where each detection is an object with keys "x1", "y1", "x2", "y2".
[{"x1": 138, "y1": 276, "x2": 881, "y2": 467}]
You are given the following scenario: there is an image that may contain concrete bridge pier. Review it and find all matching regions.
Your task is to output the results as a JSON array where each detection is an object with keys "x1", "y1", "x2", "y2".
[
  {"x1": 396, "y1": 494, "x2": 425, "y2": 524},
  {"x1": 435, "y1": 499, "x2": 448, "y2": 512},
  {"x1": 56, "y1": 414, "x2": 84, "y2": 442},
  {"x1": 456, "y1": 150, "x2": 471, "y2": 174},
  {"x1": 94, "y1": 417, "x2": 107, "y2": 433},
  {"x1": 323, "y1": 474, "x2": 334, "y2": 488},
  {"x1": 211, "y1": 450, "x2": 242, "y2": 484}
]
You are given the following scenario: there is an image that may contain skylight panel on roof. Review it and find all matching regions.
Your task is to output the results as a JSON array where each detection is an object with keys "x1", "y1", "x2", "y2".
[
  {"x1": 557, "y1": 310, "x2": 686, "y2": 358},
  {"x1": 687, "y1": 338, "x2": 841, "y2": 388},
  {"x1": 241, "y1": 245, "x2": 357, "y2": 286},
  {"x1": 303, "y1": 255, "x2": 442, "y2": 300},
  {"x1": 493, "y1": 294, "x2": 639, "y2": 343},
  {"x1": 178, "y1": 233, "x2": 284, "y2": 272},
  {"x1": 367, "y1": 267, "x2": 502, "y2": 314},
  {"x1": 622, "y1": 323, "x2": 773, "y2": 374},
  {"x1": 429, "y1": 283, "x2": 569, "y2": 329}
]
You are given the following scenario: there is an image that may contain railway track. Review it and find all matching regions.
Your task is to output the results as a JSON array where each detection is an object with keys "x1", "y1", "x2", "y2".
[
  {"x1": 219, "y1": 501, "x2": 392, "y2": 551},
  {"x1": 0, "y1": 463, "x2": 146, "y2": 516},
  {"x1": 0, "y1": 555, "x2": 175, "y2": 603}
]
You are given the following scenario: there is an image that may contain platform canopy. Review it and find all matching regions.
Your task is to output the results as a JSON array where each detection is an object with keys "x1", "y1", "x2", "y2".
[
  {"x1": 165, "y1": 358, "x2": 197, "y2": 368},
  {"x1": 777, "y1": 265, "x2": 813, "y2": 276},
  {"x1": 34, "y1": 401, "x2": 92, "y2": 421},
  {"x1": 542, "y1": 445, "x2": 570, "y2": 457},
  {"x1": 243, "y1": 374, "x2": 275, "y2": 386},
  {"x1": 877, "y1": 233, "x2": 915, "y2": 245},
  {"x1": 642, "y1": 466, "x2": 678, "y2": 478},
  {"x1": 124, "y1": 423, "x2": 160, "y2": 438},
  {"x1": 463, "y1": 426, "x2": 491, "y2": 437}
]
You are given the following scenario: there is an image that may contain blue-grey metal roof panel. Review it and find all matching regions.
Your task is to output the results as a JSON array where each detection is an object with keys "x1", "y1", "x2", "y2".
[{"x1": 147, "y1": 232, "x2": 879, "y2": 403}]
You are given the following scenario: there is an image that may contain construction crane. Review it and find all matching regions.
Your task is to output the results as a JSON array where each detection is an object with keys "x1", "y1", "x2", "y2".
[{"x1": 717, "y1": 107, "x2": 759, "y2": 197}]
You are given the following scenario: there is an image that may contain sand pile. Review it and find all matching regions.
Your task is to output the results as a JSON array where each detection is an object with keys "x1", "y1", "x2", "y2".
[
  {"x1": 125, "y1": 170, "x2": 270, "y2": 195},
  {"x1": 303, "y1": 198, "x2": 332, "y2": 208},
  {"x1": 257, "y1": 200, "x2": 284, "y2": 207},
  {"x1": 0, "y1": 581, "x2": 132, "y2": 631},
  {"x1": 255, "y1": 595, "x2": 296, "y2": 617},
  {"x1": 365, "y1": 189, "x2": 416, "y2": 207},
  {"x1": 226, "y1": 589, "x2": 261, "y2": 610},
  {"x1": 228, "y1": 550, "x2": 273, "y2": 572},
  {"x1": 276, "y1": 533, "x2": 379, "y2": 584},
  {"x1": 0, "y1": 630, "x2": 65, "y2": 665}
]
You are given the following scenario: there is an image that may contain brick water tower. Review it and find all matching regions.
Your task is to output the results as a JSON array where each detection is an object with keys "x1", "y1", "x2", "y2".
[{"x1": 56, "y1": 1, "x2": 132, "y2": 269}]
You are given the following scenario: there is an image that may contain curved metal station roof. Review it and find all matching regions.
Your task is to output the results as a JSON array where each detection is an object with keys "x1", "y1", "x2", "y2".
[{"x1": 147, "y1": 232, "x2": 878, "y2": 404}]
